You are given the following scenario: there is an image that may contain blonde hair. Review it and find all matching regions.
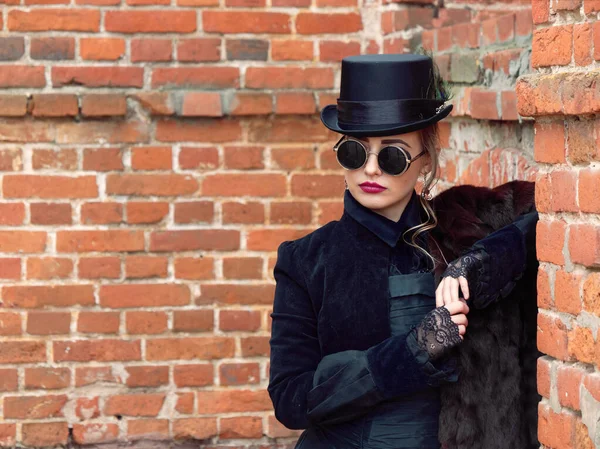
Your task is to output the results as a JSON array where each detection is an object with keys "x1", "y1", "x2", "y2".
[{"x1": 402, "y1": 123, "x2": 442, "y2": 271}]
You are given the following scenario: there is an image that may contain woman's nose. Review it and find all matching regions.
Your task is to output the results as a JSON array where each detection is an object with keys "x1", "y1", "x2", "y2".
[{"x1": 364, "y1": 152, "x2": 381, "y2": 176}]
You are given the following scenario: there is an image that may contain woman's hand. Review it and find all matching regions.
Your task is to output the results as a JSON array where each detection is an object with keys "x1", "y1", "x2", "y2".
[
  {"x1": 414, "y1": 301, "x2": 470, "y2": 360},
  {"x1": 435, "y1": 275, "x2": 470, "y2": 308}
]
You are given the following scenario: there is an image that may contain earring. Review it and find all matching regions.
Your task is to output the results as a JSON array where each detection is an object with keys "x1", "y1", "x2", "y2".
[{"x1": 344, "y1": 179, "x2": 349, "y2": 190}]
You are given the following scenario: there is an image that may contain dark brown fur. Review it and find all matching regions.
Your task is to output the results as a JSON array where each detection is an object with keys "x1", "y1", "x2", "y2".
[{"x1": 428, "y1": 180, "x2": 540, "y2": 449}]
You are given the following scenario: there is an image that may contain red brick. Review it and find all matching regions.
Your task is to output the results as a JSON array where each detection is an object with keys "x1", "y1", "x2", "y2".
[
  {"x1": 30, "y1": 37, "x2": 74, "y2": 60},
  {"x1": 174, "y1": 257, "x2": 215, "y2": 280},
  {"x1": 569, "y1": 224, "x2": 600, "y2": 267},
  {"x1": 538, "y1": 404, "x2": 576, "y2": 448},
  {"x1": 31, "y1": 94, "x2": 78, "y2": 117},
  {"x1": 131, "y1": 146, "x2": 172, "y2": 170},
  {"x1": 549, "y1": 170, "x2": 577, "y2": 212},
  {"x1": 52, "y1": 66, "x2": 143, "y2": 88},
  {"x1": 152, "y1": 67, "x2": 239, "y2": 89},
  {"x1": 555, "y1": 269, "x2": 583, "y2": 314},
  {"x1": 105, "y1": 11, "x2": 196, "y2": 33},
  {"x1": 0, "y1": 231, "x2": 46, "y2": 253},
  {"x1": 219, "y1": 363, "x2": 260, "y2": 386},
  {"x1": 568, "y1": 325, "x2": 595, "y2": 364},
  {"x1": 296, "y1": 12, "x2": 361, "y2": 34},
  {"x1": 100, "y1": 284, "x2": 190, "y2": 308},
  {"x1": 106, "y1": 174, "x2": 197, "y2": 196},
  {"x1": 8, "y1": 9, "x2": 99, "y2": 31},
  {"x1": 220, "y1": 416, "x2": 262, "y2": 439},
  {"x1": 580, "y1": 169, "x2": 600, "y2": 213},
  {"x1": 178, "y1": 38, "x2": 221, "y2": 62},
  {"x1": 198, "y1": 284, "x2": 275, "y2": 305},
  {"x1": 203, "y1": 11, "x2": 291, "y2": 34},
  {"x1": 173, "y1": 364, "x2": 213, "y2": 387},
  {"x1": 437, "y1": 27, "x2": 452, "y2": 51},
  {"x1": 555, "y1": 0, "x2": 581, "y2": 9},
  {"x1": 470, "y1": 90, "x2": 499, "y2": 120},
  {"x1": 104, "y1": 394, "x2": 165, "y2": 417},
  {"x1": 219, "y1": 310, "x2": 261, "y2": 332},
  {"x1": 275, "y1": 92, "x2": 316, "y2": 115},
  {"x1": 0, "y1": 313, "x2": 22, "y2": 336},
  {"x1": 537, "y1": 357, "x2": 551, "y2": 398},
  {"x1": 319, "y1": 40, "x2": 360, "y2": 62},
  {"x1": 196, "y1": 389, "x2": 271, "y2": 413},
  {"x1": 515, "y1": 9, "x2": 532, "y2": 37},
  {"x1": 24, "y1": 367, "x2": 69, "y2": 390},
  {"x1": 151, "y1": 231, "x2": 239, "y2": 252},
  {"x1": 174, "y1": 201, "x2": 214, "y2": 224},
  {"x1": 126, "y1": 311, "x2": 168, "y2": 335},
  {"x1": 4, "y1": 285, "x2": 93, "y2": 308},
  {"x1": 532, "y1": 25, "x2": 573, "y2": 67},
  {"x1": 538, "y1": 312, "x2": 570, "y2": 362},
  {"x1": 82, "y1": 148, "x2": 123, "y2": 172},
  {"x1": 157, "y1": 119, "x2": 242, "y2": 143},
  {"x1": 222, "y1": 202, "x2": 265, "y2": 224},
  {"x1": 223, "y1": 257, "x2": 263, "y2": 279},
  {"x1": 57, "y1": 230, "x2": 144, "y2": 253},
  {"x1": 77, "y1": 312, "x2": 120, "y2": 334},
  {"x1": 0, "y1": 95, "x2": 27, "y2": 117},
  {"x1": 226, "y1": 39, "x2": 268, "y2": 60},
  {"x1": 567, "y1": 119, "x2": 597, "y2": 164},
  {"x1": 0, "y1": 259, "x2": 21, "y2": 280},
  {"x1": 0, "y1": 66, "x2": 45, "y2": 88},
  {"x1": 125, "y1": 366, "x2": 169, "y2": 387},
  {"x1": 574, "y1": 23, "x2": 593, "y2": 66},
  {"x1": 173, "y1": 418, "x2": 217, "y2": 440},
  {"x1": 4, "y1": 395, "x2": 67, "y2": 419},
  {"x1": 81, "y1": 202, "x2": 123, "y2": 224},
  {"x1": 203, "y1": 174, "x2": 286, "y2": 197},
  {"x1": 125, "y1": 256, "x2": 168, "y2": 279},
  {"x1": 181, "y1": 92, "x2": 222, "y2": 117},
  {"x1": 80, "y1": 38, "x2": 125, "y2": 60},
  {"x1": 272, "y1": 39, "x2": 313, "y2": 61},
  {"x1": 534, "y1": 121, "x2": 566, "y2": 163},
  {"x1": 146, "y1": 337, "x2": 235, "y2": 360},
  {"x1": 127, "y1": 419, "x2": 169, "y2": 440},
  {"x1": 178, "y1": 146, "x2": 219, "y2": 170},
  {"x1": 22, "y1": 423, "x2": 68, "y2": 447},
  {"x1": 241, "y1": 336, "x2": 269, "y2": 356},
  {"x1": 271, "y1": 147, "x2": 315, "y2": 170},
  {"x1": 291, "y1": 174, "x2": 344, "y2": 198},
  {"x1": 54, "y1": 340, "x2": 141, "y2": 362},
  {"x1": 72, "y1": 423, "x2": 118, "y2": 445},
  {"x1": 247, "y1": 229, "x2": 313, "y2": 251},
  {"x1": 537, "y1": 219, "x2": 566, "y2": 265},
  {"x1": 81, "y1": 94, "x2": 126, "y2": 117},
  {"x1": 78, "y1": 257, "x2": 120, "y2": 279},
  {"x1": 131, "y1": 39, "x2": 172, "y2": 62},
  {"x1": 27, "y1": 257, "x2": 73, "y2": 279},
  {"x1": 271, "y1": 201, "x2": 312, "y2": 225},
  {"x1": 245, "y1": 67, "x2": 333, "y2": 89},
  {"x1": 32, "y1": 149, "x2": 77, "y2": 170},
  {"x1": 173, "y1": 310, "x2": 214, "y2": 332},
  {"x1": 31, "y1": 203, "x2": 72, "y2": 225},
  {"x1": 223, "y1": 145, "x2": 264, "y2": 169},
  {"x1": 126, "y1": 202, "x2": 169, "y2": 224}
]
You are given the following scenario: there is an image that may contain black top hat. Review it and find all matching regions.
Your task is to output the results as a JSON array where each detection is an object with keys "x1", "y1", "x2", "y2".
[{"x1": 320, "y1": 53, "x2": 453, "y2": 137}]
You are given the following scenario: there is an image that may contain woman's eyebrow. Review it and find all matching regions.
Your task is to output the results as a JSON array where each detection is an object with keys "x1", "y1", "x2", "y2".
[{"x1": 355, "y1": 136, "x2": 412, "y2": 149}]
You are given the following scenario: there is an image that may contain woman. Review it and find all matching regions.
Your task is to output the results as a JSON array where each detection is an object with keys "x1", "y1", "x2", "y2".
[{"x1": 267, "y1": 53, "x2": 538, "y2": 449}]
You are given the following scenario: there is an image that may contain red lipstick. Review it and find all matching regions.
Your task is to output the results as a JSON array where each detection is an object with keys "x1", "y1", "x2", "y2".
[{"x1": 359, "y1": 181, "x2": 386, "y2": 194}]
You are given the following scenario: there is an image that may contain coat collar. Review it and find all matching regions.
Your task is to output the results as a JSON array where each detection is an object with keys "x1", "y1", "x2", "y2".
[{"x1": 343, "y1": 188, "x2": 422, "y2": 247}]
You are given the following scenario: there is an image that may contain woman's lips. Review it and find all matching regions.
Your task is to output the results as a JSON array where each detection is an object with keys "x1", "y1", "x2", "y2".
[{"x1": 359, "y1": 182, "x2": 386, "y2": 194}]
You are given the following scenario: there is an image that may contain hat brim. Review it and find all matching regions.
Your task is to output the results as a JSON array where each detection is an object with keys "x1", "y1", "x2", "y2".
[{"x1": 320, "y1": 103, "x2": 453, "y2": 137}]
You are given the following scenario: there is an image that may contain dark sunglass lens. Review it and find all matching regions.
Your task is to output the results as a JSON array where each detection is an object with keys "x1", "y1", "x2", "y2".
[
  {"x1": 337, "y1": 140, "x2": 366, "y2": 170},
  {"x1": 378, "y1": 146, "x2": 407, "y2": 175}
]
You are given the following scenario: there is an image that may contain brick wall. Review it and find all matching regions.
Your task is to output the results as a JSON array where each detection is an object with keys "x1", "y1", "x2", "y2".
[
  {"x1": 0, "y1": 0, "x2": 535, "y2": 447},
  {"x1": 517, "y1": 1, "x2": 600, "y2": 448}
]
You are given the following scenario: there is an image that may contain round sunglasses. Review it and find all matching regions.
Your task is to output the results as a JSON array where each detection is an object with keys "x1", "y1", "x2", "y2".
[{"x1": 333, "y1": 136, "x2": 427, "y2": 176}]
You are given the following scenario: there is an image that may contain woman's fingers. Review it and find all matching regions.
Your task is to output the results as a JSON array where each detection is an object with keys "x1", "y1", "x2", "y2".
[
  {"x1": 458, "y1": 276, "x2": 470, "y2": 300},
  {"x1": 451, "y1": 314, "x2": 468, "y2": 327},
  {"x1": 457, "y1": 324, "x2": 466, "y2": 336},
  {"x1": 435, "y1": 283, "x2": 443, "y2": 308},
  {"x1": 444, "y1": 301, "x2": 470, "y2": 316}
]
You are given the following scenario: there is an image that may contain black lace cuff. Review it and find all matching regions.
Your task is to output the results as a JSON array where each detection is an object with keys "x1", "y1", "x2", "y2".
[{"x1": 414, "y1": 307, "x2": 462, "y2": 361}]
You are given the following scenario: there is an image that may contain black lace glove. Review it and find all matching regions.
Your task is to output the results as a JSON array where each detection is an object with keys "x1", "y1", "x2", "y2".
[
  {"x1": 441, "y1": 250, "x2": 485, "y2": 299},
  {"x1": 414, "y1": 307, "x2": 462, "y2": 361}
]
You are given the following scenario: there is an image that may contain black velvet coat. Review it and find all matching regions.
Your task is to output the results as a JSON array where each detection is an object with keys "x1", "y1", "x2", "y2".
[{"x1": 268, "y1": 180, "x2": 539, "y2": 449}]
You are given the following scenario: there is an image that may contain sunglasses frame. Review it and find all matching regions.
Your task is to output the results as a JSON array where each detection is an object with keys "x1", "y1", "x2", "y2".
[{"x1": 332, "y1": 136, "x2": 428, "y2": 176}]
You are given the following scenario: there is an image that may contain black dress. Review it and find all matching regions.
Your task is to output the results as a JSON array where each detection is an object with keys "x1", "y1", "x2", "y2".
[{"x1": 291, "y1": 190, "x2": 456, "y2": 448}]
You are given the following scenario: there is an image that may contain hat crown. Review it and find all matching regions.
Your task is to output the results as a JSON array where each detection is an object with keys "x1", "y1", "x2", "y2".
[{"x1": 339, "y1": 54, "x2": 434, "y2": 102}]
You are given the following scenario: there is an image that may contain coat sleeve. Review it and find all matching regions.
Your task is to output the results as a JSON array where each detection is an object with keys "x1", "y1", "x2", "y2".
[
  {"x1": 268, "y1": 240, "x2": 459, "y2": 430},
  {"x1": 464, "y1": 209, "x2": 539, "y2": 309}
]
